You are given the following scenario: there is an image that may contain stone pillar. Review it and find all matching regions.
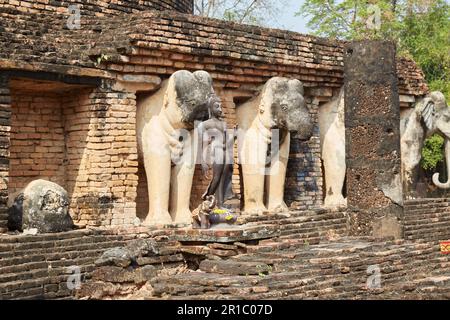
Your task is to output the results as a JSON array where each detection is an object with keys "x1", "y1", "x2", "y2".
[
  {"x1": 344, "y1": 41, "x2": 403, "y2": 239},
  {"x1": 66, "y1": 81, "x2": 138, "y2": 227},
  {"x1": 0, "y1": 73, "x2": 10, "y2": 232}
]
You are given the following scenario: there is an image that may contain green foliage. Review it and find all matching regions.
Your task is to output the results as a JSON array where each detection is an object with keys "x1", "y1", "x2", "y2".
[
  {"x1": 95, "y1": 54, "x2": 110, "y2": 66},
  {"x1": 421, "y1": 134, "x2": 445, "y2": 171},
  {"x1": 298, "y1": 0, "x2": 402, "y2": 40},
  {"x1": 399, "y1": 0, "x2": 450, "y2": 101},
  {"x1": 298, "y1": 0, "x2": 450, "y2": 101}
]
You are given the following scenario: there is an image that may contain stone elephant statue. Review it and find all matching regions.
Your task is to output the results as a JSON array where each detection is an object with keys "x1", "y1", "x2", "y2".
[
  {"x1": 318, "y1": 88, "x2": 347, "y2": 208},
  {"x1": 401, "y1": 91, "x2": 450, "y2": 190},
  {"x1": 237, "y1": 77, "x2": 313, "y2": 215},
  {"x1": 136, "y1": 70, "x2": 214, "y2": 226}
]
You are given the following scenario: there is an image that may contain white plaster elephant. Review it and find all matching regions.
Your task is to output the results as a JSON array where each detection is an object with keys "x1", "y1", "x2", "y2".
[
  {"x1": 236, "y1": 77, "x2": 313, "y2": 215},
  {"x1": 318, "y1": 88, "x2": 347, "y2": 208},
  {"x1": 136, "y1": 70, "x2": 214, "y2": 226},
  {"x1": 401, "y1": 91, "x2": 450, "y2": 190}
]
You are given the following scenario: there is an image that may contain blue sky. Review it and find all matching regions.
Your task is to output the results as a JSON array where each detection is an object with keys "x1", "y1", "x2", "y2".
[{"x1": 276, "y1": 0, "x2": 310, "y2": 34}]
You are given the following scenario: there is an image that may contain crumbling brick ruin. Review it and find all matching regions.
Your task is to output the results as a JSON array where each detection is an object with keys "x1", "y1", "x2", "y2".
[{"x1": 0, "y1": 0, "x2": 448, "y2": 300}]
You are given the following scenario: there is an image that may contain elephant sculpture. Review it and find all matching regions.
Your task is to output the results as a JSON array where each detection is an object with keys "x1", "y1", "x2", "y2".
[
  {"x1": 401, "y1": 91, "x2": 450, "y2": 191},
  {"x1": 136, "y1": 70, "x2": 214, "y2": 226},
  {"x1": 236, "y1": 77, "x2": 313, "y2": 215},
  {"x1": 318, "y1": 88, "x2": 347, "y2": 208}
]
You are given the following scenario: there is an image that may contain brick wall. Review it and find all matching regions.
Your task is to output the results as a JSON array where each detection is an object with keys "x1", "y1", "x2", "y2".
[
  {"x1": 9, "y1": 92, "x2": 66, "y2": 196},
  {"x1": 0, "y1": 74, "x2": 10, "y2": 232},
  {"x1": 0, "y1": 0, "x2": 193, "y2": 16},
  {"x1": 286, "y1": 99, "x2": 323, "y2": 210},
  {"x1": 64, "y1": 86, "x2": 138, "y2": 227}
]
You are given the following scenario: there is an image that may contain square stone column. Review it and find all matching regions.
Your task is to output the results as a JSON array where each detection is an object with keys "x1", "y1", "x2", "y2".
[
  {"x1": 344, "y1": 41, "x2": 404, "y2": 239},
  {"x1": 0, "y1": 73, "x2": 10, "y2": 232},
  {"x1": 66, "y1": 81, "x2": 139, "y2": 227}
]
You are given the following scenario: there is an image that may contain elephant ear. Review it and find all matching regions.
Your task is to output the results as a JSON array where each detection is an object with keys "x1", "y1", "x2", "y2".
[
  {"x1": 172, "y1": 70, "x2": 214, "y2": 123},
  {"x1": 421, "y1": 99, "x2": 435, "y2": 132}
]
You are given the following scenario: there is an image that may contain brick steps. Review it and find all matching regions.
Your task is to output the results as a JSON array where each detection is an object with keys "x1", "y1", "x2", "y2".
[
  {"x1": 404, "y1": 212, "x2": 450, "y2": 222},
  {"x1": 147, "y1": 238, "x2": 450, "y2": 300},
  {"x1": 0, "y1": 229, "x2": 140, "y2": 299},
  {"x1": 0, "y1": 238, "x2": 127, "y2": 260},
  {"x1": 403, "y1": 199, "x2": 450, "y2": 242},
  {"x1": 0, "y1": 246, "x2": 117, "y2": 277},
  {"x1": 0, "y1": 237, "x2": 126, "y2": 257}
]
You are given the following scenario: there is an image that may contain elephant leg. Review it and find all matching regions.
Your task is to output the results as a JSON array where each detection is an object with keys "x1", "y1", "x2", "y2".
[
  {"x1": 322, "y1": 129, "x2": 346, "y2": 208},
  {"x1": 142, "y1": 119, "x2": 172, "y2": 226},
  {"x1": 239, "y1": 127, "x2": 268, "y2": 216},
  {"x1": 266, "y1": 131, "x2": 290, "y2": 213},
  {"x1": 170, "y1": 130, "x2": 197, "y2": 225}
]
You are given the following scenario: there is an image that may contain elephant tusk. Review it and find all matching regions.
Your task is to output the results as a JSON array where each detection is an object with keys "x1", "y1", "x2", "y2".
[
  {"x1": 432, "y1": 173, "x2": 450, "y2": 189},
  {"x1": 432, "y1": 138, "x2": 450, "y2": 189}
]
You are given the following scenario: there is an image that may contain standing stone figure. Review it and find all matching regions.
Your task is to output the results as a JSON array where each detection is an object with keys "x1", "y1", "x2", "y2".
[{"x1": 198, "y1": 94, "x2": 235, "y2": 209}]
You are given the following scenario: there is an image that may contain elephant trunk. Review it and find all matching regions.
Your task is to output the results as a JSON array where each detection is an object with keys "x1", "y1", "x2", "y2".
[
  {"x1": 296, "y1": 112, "x2": 314, "y2": 141},
  {"x1": 432, "y1": 138, "x2": 450, "y2": 189}
]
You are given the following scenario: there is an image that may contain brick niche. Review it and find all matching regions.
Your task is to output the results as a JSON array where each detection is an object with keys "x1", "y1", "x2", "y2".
[{"x1": 8, "y1": 79, "x2": 138, "y2": 228}]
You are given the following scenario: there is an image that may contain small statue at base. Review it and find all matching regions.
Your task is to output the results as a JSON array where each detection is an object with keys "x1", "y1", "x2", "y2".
[{"x1": 192, "y1": 195, "x2": 216, "y2": 229}]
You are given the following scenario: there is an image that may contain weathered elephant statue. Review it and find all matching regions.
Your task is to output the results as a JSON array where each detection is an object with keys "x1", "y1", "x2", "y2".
[
  {"x1": 237, "y1": 77, "x2": 313, "y2": 215},
  {"x1": 401, "y1": 91, "x2": 450, "y2": 190},
  {"x1": 136, "y1": 70, "x2": 214, "y2": 226},
  {"x1": 318, "y1": 88, "x2": 347, "y2": 208}
]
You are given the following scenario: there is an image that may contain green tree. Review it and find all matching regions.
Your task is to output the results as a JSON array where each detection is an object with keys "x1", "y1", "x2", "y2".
[
  {"x1": 400, "y1": 0, "x2": 450, "y2": 100},
  {"x1": 421, "y1": 134, "x2": 445, "y2": 171},
  {"x1": 298, "y1": 0, "x2": 450, "y2": 99}
]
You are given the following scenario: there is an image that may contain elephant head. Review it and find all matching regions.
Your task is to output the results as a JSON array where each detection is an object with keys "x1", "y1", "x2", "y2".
[
  {"x1": 418, "y1": 91, "x2": 450, "y2": 189},
  {"x1": 258, "y1": 77, "x2": 314, "y2": 141},
  {"x1": 163, "y1": 70, "x2": 214, "y2": 129}
]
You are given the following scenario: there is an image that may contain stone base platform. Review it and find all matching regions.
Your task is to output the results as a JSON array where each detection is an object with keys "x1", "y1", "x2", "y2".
[
  {"x1": 152, "y1": 209, "x2": 347, "y2": 243},
  {"x1": 0, "y1": 209, "x2": 347, "y2": 299},
  {"x1": 77, "y1": 236, "x2": 449, "y2": 300}
]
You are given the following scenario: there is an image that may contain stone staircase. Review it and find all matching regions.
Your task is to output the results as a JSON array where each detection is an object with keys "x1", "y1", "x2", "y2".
[
  {"x1": 404, "y1": 198, "x2": 450, "y2": 242},
  {"x1": 150, "y1": 237, "x2": 450, "y2": 300},
  {"x1": 0, "y1": 208, "x2": 349, "y2": 300},
  {"x1": 0, "y1": 229, "x2": 132, "y2": 299}
]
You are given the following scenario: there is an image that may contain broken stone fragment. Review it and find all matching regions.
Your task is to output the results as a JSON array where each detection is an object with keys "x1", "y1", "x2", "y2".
[
  {"x1": 7, "y1": 179, "x2": 74, "y2": 233},
  {"x1": 95, "y1": 248, "x2": 133, "y2": 268},
  {"x1": 199, "y1": 260, "x2": 272, "y2": 276},
  {"x1": 91, "y1": 265, "x2": 157, "y2": 284}
]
